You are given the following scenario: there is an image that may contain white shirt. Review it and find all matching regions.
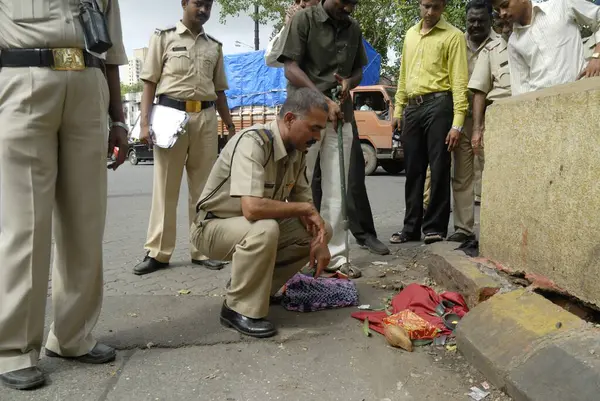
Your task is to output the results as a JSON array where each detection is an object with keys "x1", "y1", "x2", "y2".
[{"x1": 508, "y1": 0, "x2": 600, "y2": 95}]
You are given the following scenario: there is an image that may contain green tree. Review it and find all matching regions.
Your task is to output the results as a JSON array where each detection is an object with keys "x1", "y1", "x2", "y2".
[
  {"x1": 217, "y1": 0, "x2": 469, "y2": 82},
  {"x1": 120, "y1": 81, "x2": 143, "y2": 96}
]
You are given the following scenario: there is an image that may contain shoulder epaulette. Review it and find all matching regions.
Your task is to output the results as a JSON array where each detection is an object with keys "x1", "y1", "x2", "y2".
[
  {"x1": 154, "y1": 26, "x2": 176, "y2": 35},
  {"x1": 255, "y1": 129, "x2": 273, "y2": 144},
  {"x1": 485, "y1": 39, "x2": 502, "y2": 52},
  {"x1": 205, "y1": 34, "x2": 222, "y2": 46}
]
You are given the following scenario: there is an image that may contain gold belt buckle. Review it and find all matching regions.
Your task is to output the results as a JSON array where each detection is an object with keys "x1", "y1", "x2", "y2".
[
  {"x1": 185, "y1": 100, "x2": 202, "y2": 113},
  {"x1": 52, "y1": 48, "x2": 85, "y2": 71}
]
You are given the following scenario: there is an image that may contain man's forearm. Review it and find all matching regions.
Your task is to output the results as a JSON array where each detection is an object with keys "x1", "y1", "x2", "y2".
[
  {"x1": 347, "y1": 68, "x2": 363, "y2": 90},
  {"x1": 216, "y1": 91, "x2": 234, "y2": 127},
  {"x1": 140, "y1": 80, "x2": 157, "y2": 128},
  {"x1": 284, "y1": 60, "x2": 320, "y2": 92},
  {"x1": 241, "y1": 197, "x2": 313, "y2": 221},
  {"x1": 105, "y1": 65, "x2": 125, "y2": 123},
  {"x1": 472, "y1": 91, "x2": 487, "y2": 132}
]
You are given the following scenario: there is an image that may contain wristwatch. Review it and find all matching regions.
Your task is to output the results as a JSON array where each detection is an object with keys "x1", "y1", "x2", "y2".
[
  {"x1": 111, "y1": 121, "x2": 129, "y2": 132},
  {"x1": 226, "y1": 122, "x2": 235, "y2": 131},
  {"x1": 592, "y1": 52, "x2": 600, "y2": 59},
  {"x1": 452, "y1": 125, "x2": 464, "y2": 133}
]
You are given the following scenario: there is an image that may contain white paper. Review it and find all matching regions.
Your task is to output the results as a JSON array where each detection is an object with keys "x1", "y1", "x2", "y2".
[
  {"x1": 130, "y1": 104, "x2": 190, "y2": 149},
  {"x1": 468, "y1": 387, "x2": 490, "y2": 401}
]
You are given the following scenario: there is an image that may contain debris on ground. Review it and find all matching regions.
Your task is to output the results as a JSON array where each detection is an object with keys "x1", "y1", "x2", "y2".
[
  {"x1": 363, "y1": 317, "x2": 371, "y2": 337},
  {"x1": 468, "y1": 386, "x2": 490, "y2": 400},
  {"x1": 178, "y1": 289, "x2": 191, "y2": 295},
  {"x1": 372, "y1": 261, "x2": 389, "y2": 266}
]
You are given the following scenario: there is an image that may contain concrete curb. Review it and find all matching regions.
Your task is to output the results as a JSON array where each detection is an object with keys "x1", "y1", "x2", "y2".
[
  {"x1": 425, "y1": 242, "x2": 516, "y2": 309},
  {"x1": 421, "y1": 244, "x2": 600, "y2": 401}
]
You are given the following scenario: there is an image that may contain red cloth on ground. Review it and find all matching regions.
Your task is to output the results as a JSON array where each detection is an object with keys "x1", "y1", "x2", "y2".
[{"x1": 351, "y1": 283, "x2": 469, "y2": 336}]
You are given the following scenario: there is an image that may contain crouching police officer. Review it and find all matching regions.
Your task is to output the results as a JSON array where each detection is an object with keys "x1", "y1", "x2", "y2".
[
  {"x1": 0, "y1": 0, "x2": 128, "y2": 390},
  {"x1": 191, "y1": 88, "x2": 332, "y2": 338}
]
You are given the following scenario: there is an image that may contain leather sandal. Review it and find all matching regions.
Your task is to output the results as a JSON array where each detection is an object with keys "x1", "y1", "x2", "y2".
[{"x1": 389, "y1": 231, "x2": 420, "y2": 244}]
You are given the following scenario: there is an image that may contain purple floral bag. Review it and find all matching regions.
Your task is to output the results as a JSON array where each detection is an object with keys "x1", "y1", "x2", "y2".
[{"x1": 280, "y1": 273, "x2": 359, "y2": 312}]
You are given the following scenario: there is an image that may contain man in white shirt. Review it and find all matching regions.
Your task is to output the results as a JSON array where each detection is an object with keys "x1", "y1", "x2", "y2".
[{"x1": 493, "y1": 0, "x2": 600, "y2": 95}]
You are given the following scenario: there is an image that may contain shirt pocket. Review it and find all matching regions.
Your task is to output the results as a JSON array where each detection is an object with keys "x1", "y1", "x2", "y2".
[
  {"x1": 7, "y1": 0, "x2": 50, "y2": 22},
  {"x1": 196, "y1": 48, "x2": 219, "y2": 79},
  {"x1": 165, "y1": 50, "x2": 193, "y2": 76},
  {"x1": 496, "y1": 61, "x2": 511, "y2": 89}
]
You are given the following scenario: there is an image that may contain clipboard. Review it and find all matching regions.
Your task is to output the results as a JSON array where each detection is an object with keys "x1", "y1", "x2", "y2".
[{"x1": 130, "y1": 104, "x2": 190, "y2": 148}]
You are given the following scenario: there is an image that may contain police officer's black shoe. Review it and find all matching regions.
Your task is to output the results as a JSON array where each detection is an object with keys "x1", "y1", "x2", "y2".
[
  {"x1": 220, "y1": 302, "x2": 277, "y2": 338},
  {"x1": 133, "y1": 255, "x2": 169, "y2": 276},
  {"x1": 0, "y1": 367, "x2": 46, "y2": 390},
  {"x1": 358, "y1": 235, "x2": 390, "y2": 255},
  {"x1": 191, "y1": 259, "x2": 228, "y2": 270},
  {"x1": 45, "y1": 343, "x2": 116, "y2": 364}
]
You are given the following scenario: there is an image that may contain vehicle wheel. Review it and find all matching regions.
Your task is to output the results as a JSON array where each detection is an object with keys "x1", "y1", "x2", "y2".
[
  {"x1": 361, "y1": 143, "x2": 378, "y2": 176},
  {"x1": 381, "y1": 160, "x2": 405, "y2": 175},
  {"x1": 128, "y1": 150, "x2": 138, "y2": 165}
]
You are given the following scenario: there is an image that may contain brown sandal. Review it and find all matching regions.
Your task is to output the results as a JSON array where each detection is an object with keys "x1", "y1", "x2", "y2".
[{"x1": 389, "y1": 231, "x2": 420, "y2": 244}]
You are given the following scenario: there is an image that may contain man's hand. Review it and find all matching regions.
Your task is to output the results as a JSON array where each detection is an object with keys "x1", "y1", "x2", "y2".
[
  {"x1": 471, "y1": 128, "x2": 484, "y2": 155},
  {"x1": 309, "y1": 241, "x2": 331, "y2": 278},
  {"x1": 301, "y1": 205, "x2": 327, "y2": 245},
  {"x1": 334, "y1": 73, "x2": 351, "y2": 103},
  {"x1": 326, "y1": 98, "x2": 343, "y2": 127},
  {"x1": 392, "y1": 117, "x2": 401, "y2": 131},
  {"x1": 107, "y1": 125, "x2": 128, "y2": 170},
  {"x1": 578, "y1": 58, "x2": 600, "y2": 80},
  {"x1": 227, "y1": 124, "x2": 236, "y2": 140},
  {"x1": 445, "y1": 128, "x2": 461, "y2": 152},
  {"x1": 140, "y1": 125, "x2": 153, "y2": 147}
]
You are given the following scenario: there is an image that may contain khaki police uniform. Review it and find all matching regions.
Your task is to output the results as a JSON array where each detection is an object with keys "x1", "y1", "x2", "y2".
[
  {"x1": 191, "y1": 120, "x2": 332, "y2": 319},
  {"x1": 468, "y1": 34, "x2": 511, "y2": 203},
  {"x1": 0, "y1": 0, "x2": 127, "y2": 374},
  {"x1": 140, "y1": 21, "x2": 228, "y2": 263}
]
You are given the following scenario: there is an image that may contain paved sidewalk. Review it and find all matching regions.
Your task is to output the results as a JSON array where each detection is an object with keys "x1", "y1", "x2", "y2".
[{"x1": 20, "y1": 165, "x2": 498, "y2": 401}]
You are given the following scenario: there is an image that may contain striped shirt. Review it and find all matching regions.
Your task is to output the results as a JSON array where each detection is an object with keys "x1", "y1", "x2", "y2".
[{"x1": 508, "y1": 0, "x2": 600, "y2": 95}]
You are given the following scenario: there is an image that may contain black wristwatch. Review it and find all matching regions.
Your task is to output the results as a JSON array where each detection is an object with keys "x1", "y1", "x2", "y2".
[{"x1": 226, "y1": 123, "x2": 235, "y2": 131}]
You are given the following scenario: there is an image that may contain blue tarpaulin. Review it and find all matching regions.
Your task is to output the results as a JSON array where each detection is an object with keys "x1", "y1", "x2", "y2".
[{"x1": 224, "y1": 39, "x2": 381, "y2": 109}]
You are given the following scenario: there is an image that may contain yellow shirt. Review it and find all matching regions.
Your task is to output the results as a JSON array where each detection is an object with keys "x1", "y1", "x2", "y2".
[{"x1": 394, "y1": 17, "x2": 469, "y2": 127}]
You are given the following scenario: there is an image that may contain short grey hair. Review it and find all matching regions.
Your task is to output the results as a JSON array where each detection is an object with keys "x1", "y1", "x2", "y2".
[{"x1": 279, "y1": 87, "x2": 329, "y2": 118}]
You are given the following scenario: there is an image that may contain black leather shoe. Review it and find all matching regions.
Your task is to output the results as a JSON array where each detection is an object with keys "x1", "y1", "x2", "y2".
[
  {"x1": 0, "y1": 367, "x2": 46, "y2": 390},
  {"x1": 358, "y1": 235, "x2": 390, "y2": 255},
  {"x1": 45, "y1": 343, "x2": 116, "y2": 364},
  {"x1": 192, "y1": 259, "x2": 228, "y2": 271},
  {"x1": 133, "y1": 255, "x2": 168, "y2": 276},
  {"x1": 447, "y1": 232, "x2": 476, "y2": 243},
  {"x1": 220, "y1": 302, "x2": 277, "y2": 338}
]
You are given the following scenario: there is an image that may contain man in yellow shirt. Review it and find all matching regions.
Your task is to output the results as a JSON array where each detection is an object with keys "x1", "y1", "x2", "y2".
[{"x1": 390, "y1": 0, "x2": 469, "y2": 245}]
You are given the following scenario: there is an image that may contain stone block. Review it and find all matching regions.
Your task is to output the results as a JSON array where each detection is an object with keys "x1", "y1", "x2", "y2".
[
  {"x1": 456, "y1": 289, "x2": 587, "y2": 394},
  {"x1": 425, "y1": 242, "x2": 509, "y2": 309},
  {"x1": 481, "y1": 77, "x2": 600, "y2": 307}
]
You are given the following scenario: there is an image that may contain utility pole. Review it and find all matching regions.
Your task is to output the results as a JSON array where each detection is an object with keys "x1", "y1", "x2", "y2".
[{"x1": 254, "y1": 3, "x2": 260, "y2": 50}]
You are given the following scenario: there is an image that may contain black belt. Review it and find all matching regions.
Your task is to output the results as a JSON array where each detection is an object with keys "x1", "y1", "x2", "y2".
[
  {"x1": 0, "y1": 48, "x2": 105, "y2": 70},
  {"x1": 407, "y1": 91, "x2": 451, "y2": 106},
  {"x1": 157, "y1": 95, "x2": 215, "y2": 113}
]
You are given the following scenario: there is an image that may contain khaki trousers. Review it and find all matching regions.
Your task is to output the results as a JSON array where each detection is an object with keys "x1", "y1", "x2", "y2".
[
  {"x1": 192, "y1": 217, "x2": 332, "y2": 319},
  {"x1": 473, "y1": 151, "x2": 484, "y2": 201},
  {"x1": 423, "y1": 166, "x2": 432, "y2": 210},
  {"x1": 451, "y1": 117, "x2": 476, "y2": 236},
  {"x1": 0, "y1": 67, "x2": 110, "y2": 374},
  {"x1": 145, "y1": 109, "x2": 218, "y2": 263}
]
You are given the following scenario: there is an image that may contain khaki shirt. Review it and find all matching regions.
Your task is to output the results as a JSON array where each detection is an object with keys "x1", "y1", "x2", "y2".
[
  {"x1": 468, "y1": 35, "x2": 511, "y2": 103},
  {"x1": 466, "y1": 31, "x2": 504, "y2": 109},
  {"x1": 0, "y1": 0, "x2": 127, "y2": 65},
  {"x1": 278, "y1": 3, "x2": 368, "y2": 122},
  {"x1": 140, "y1": 21, "x2": 228, "y2": 102},
  {"x1": 196, "y1": 120, "x2": 312, "y2": 219}
]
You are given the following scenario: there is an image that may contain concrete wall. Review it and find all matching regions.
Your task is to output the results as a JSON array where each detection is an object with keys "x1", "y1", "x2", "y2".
[{"x1": 480, "y1": 77, "x2": 600, "y2": 307}]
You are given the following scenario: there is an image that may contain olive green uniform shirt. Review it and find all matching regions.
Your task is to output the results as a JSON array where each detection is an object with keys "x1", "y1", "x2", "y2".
[
  {"x1": 278, "y1": 2, "x2": 368, "y2": 122},
  {"x1": 140, "y1": 21, "x2": 228, "y2": 102},
  {"x1": 196, "y1": 120, "x2": 312, "y2": 218}
]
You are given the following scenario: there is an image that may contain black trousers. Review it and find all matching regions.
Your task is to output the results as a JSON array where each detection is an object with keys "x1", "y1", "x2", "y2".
[
  {"x1": 400, "y1": 94, "x2": 453, "y2": 236},
  {"x1": 312, "y1": 120, "x2": 377, "y2": 242}
]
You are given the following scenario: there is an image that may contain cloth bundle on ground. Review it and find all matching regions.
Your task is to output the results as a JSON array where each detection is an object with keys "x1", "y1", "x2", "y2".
[
  {"x1": 351, "y1": 283, "x2": 469, "y2": 337},
  {"x1": 280, "y1": 273, "x2": 359, "y2": 312}
]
